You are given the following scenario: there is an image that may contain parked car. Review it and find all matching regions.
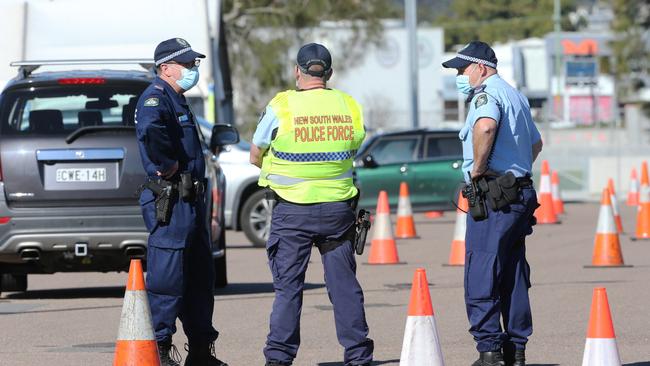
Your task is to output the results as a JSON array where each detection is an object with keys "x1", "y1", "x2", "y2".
[
  {"x1": 0, "y1": 60, "x2": 238, "y2": 295},
  {"x1": 208, "y1": 126, "x2": 464, "y2": 247},
  {"x1": 354, "y1": 129, "x2": 464, "y2": 210},
  {"x1": 197, "y1": 121, "x2": 267, "y2": 248}
]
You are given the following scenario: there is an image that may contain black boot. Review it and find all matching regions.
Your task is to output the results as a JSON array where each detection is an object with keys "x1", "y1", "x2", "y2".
[
  {"x1": 471, "y1": 351, "x2": 506, "y2": 366},
  {"x1": 158, "y1": 341, "x2": 182, "y2": 366},
  {"x1": 265, "y1": 361, "x2": 292, "y2": 366},
  {"x1": 503, "y1": 343, "x2": 526, "y2": 366},
  {"x1": 184, "y1": 341, "x2": 228, "y2": 366}
]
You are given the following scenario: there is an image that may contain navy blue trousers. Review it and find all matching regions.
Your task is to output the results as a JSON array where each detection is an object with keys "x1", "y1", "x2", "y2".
[
  {"x1": 464, "y1": 187, "x2": 537, "y2": 352},
  {"x1": 146, "y1": 228, "x2": 219, "y2": 344},
  {"x1": 264, "y1": 201, "x2": 374, "y2": 365}
]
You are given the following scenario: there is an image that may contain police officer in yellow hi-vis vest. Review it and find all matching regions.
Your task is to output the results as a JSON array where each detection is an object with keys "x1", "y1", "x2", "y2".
[{"x1": 250, "y1": 43, "x2": 373, "y2": 366}]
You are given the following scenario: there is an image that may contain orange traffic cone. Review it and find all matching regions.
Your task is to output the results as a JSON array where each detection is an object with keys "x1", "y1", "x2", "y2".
[
  {"x1": 395, "y1": 182, "x2": 419, "y2": 239},
  {"x1": 399, "y1": 268, "x2": 445, "y2": 366},
  {"x1": 113, "y1": 259, "x2": 161, "y2": 366},
  {"x1": 444, "y1": 191, "x2": 467, "y2": 266},
  {"x1": 585, "y1": 189, "x2": 630, "y2": 268},
  {"x1": 627, "y1": 168, "x2": 639, "y2": 206},
  {"x1": 607, "y1": 179, "x2": 624, "y2": 234},
  {"x1": 425, "y1": 211, "x2": 444, "y2": 219},
  {"x1": 367, "y1": 191, "x2": 401, "y2": 264},
  {"x1": 534, "y1": 160, "x2": 559, "y2": 224},
  {"x1": 633, "y1": 161, "x2": 650, "y2": 240},
  {"x1": 551, "y1": 170, "x2": 565, "y2": 215},
  {"x1": 581, "y1": 288, "x2": 621, "y2": 365}
]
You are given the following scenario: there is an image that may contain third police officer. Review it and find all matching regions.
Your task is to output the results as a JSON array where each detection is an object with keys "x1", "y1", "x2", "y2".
[
  {"x1": 442, "y1": 41, "x2": 543, "y2": 366},
  {"x1": 250, "y1": 43, "x2": 374, "y2": 366}
]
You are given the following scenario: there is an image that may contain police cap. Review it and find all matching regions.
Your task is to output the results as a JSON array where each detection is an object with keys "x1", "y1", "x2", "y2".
[
  {"x1": 297, "y1": 43, "x2": 332, "y2": 77},
  {"x1": 442, "y1": 41, "x2": 498, "y2": 69},
  {"x1": 154, "y1": 38, "x2": 206, "y2": 67}
]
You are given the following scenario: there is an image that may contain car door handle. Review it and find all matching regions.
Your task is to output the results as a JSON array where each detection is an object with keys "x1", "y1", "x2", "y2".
[{"x1": 400, "y1": 165, "x2": 408, "y2": 174}]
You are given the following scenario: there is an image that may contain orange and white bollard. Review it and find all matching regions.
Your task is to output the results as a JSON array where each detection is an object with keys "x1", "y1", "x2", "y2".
[
  {"x1": 534, "y1": 160, "x2": 559, "y2": 224},
  {"x1": 399, "y1": 268, "x2": 445, "y2": 366},
  {"x1": 113, "y1": 259, "x2": 161, "y2": 366},
  {"x1": 367, "y1": 191, "x2": 401, "y2": 264},
  {"x1": 581, "y1": 288, "x2": 621, "y2": 366},
  {"x1": 551, "y1": 170, "x2": 565, "y2": 215},
  {"x1": 395, "y1": 182, "x2": 418, "y2": 239}
]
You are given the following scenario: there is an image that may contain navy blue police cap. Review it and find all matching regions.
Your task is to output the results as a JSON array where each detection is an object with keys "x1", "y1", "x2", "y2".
[
  {"x1": 297, "y1": 43, "x2": 332, "y2": 77},
  {"x1": 154, "y1": 38, "x2": 205, "y2": 67},
  {"x1": 442, "y1": 41, "x2": 498, "y2": 69}
]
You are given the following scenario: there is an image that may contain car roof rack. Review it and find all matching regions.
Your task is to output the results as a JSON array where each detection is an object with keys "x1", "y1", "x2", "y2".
[{"x1": 10, "y1": 59, "x2": 155, "y2": 78}]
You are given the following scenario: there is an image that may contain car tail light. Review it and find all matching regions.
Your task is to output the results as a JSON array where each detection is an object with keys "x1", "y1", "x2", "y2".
[
  {"x1": 57, "y1": 78, "x2": 106, "y2": 85},
  {"x1": 0, "y1": 217, "x2": 10, "y2": 224}
]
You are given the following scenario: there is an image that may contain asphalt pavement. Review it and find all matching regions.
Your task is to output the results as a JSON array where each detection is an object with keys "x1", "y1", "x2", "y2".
[{"x1": 1, "y1": 202, "x2": 649, "y2": 365}]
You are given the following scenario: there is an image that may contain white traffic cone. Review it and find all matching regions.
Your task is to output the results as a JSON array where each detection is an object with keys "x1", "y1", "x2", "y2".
[
  {"x1": 399, "y1": 268, "x2": 444, "y2": 366},
  {"x1": 581, "y1": 287, "x2": 621, "y2": 366}
]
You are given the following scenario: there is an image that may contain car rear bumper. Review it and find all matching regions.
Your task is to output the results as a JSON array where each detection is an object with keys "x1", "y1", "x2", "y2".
[
  {"x1": 0, "y1": 191, "x2": 224, "y2": 273},
  {"x1": 0, "y1": 204, "x2": 150, "y2": 272}
]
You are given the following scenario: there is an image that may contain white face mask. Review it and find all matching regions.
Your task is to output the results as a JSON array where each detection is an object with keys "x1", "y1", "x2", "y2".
[{"x1": 456, "y1": 64, "x2": 477, "y2": 95}]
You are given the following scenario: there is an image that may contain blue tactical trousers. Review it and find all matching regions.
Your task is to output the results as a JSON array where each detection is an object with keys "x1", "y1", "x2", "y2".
[
  {"x1": 464, "y1": 187, "x2": 537, "y2": 353},
  {"x1": 263, "y1": 201, "x2": 374, "y2": 365},
  {"x1": 146, "y1": 228, "x2": 220, "y2": 344}
]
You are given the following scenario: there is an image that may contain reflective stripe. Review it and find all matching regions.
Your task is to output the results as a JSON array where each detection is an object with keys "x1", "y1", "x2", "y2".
[
  {"x1": 266, "y1": 169, "x2": 353, "y2": 186},
  {"x1": 456, "y1": 53, "x2": 497, "y2": 68},
  {"x1": 271, "y1": 148, "x2": 357, "y2": 162},
  {"x1": 155, "y1": 47, "x2": 191, "y2": 66}
]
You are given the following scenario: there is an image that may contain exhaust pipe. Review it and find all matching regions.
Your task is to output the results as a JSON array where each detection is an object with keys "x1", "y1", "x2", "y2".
[
  {"x1": 20, "y1": 248, "x2": 41, "y2": 261},
  {"x1": 124, "y1": 245, "x2": 146, "y2": 259}
]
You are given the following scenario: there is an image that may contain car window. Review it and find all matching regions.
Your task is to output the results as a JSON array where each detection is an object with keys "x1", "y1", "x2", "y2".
[
  {"x1": 425, "y1": 135, "x2": 462, "y2": 159},
  {"x1": 1, "y1": 84, "x2": 146, "y2": 135},
  {"x1": 369, "y1": 136, "x2": 419, "y2": 165}
]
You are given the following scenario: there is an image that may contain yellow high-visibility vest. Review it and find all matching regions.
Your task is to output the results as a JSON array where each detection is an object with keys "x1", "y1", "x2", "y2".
[{"x1": 258, "y1": 88, "x2": 365, "y2": 203}]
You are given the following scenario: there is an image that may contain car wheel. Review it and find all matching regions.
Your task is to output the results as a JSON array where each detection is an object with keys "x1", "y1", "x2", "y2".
[
  {"x1": 1, "y1": 274, "x2": 27, "y2": 292},
  {"x1": 240, "y1": 189, "x2": 271, "y2": 247},
  {"x1": 214, "y1": 229, "x2": 228, "y2": 288}
]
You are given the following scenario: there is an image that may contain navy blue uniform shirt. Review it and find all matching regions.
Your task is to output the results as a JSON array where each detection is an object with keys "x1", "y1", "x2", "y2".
[
  {"x1": 135, "y1": 76, "x2": 206, "y2": 248},
  {"x1": 135, "y1": 76, "x2": 205, "y2": 180}
]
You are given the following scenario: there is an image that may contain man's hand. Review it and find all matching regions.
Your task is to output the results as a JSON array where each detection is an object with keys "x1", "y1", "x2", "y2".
[
  {"x1": 250, "y1": 144, "x2": 267, "y2": 168},
  {"x1": 156, "y1": 161, "x2": 179, "y2": 179},
  {"x1": 470, "y1": 168, "x2": 498, "y2": 179}
]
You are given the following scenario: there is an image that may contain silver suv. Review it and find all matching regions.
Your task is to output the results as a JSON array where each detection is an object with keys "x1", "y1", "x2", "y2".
[
  {"x1": 0, "y1": 61, "x2": 238, "y2": 294},
  {"x1": 195, "y1": 120, "x2": 266, "y2": 247}
]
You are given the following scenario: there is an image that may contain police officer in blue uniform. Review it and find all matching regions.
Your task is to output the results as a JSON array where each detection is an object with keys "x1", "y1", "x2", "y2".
[
  {"x1": 442, "y1": 41, "x2": 543, "y2": 366},
  {"x1": 135, "y1": 38, "x2": 227, "y2": 366},
  {"x1": 250, "y1": 43, "x2": 373, "y2": 366}
]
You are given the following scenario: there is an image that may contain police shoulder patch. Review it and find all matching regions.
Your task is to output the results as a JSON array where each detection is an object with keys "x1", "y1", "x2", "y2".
[
  {"x1": 475, "y1": 94, "x2": 488, "y2": 108},
  {"x1": 144, "y1": 97, "x2": 159, "y2": 107}
]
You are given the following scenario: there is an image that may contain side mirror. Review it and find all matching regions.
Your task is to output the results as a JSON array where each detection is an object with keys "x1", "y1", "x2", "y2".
[
  {"x1": 210, "y1": 124, "x2": 240, "y2": 153},
  {"x1": 361, "y1": 154, "x2": 378, "y2": 168}
]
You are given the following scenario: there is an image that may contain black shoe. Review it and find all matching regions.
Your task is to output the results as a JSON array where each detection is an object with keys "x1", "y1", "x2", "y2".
[
  {"x1": 471, "y1": 351, "x2": 505, "y2": 366},
  {"x1": 158, "y1": 341, "x2": 182, "y2": 366},
  {"x1": 184, "y1": 341, "x2": 228, "y2": 366},
  {"x1": 265, "y1": 361, "x2": 292, "y2": 366},
  {"x1": 502, "y1": 343, "x2": 526, "y2": 366}
]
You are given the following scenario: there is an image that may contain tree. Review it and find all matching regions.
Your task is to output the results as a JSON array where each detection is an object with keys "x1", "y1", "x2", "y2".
[
  {"x1": 222, "y1": 0, "x2": 398, "y2": 136},
  {"x1": 434, "y1": 0, "x2": 578, "y2": 50},
  {"x1": 611, "y1": 0, "x2": 650, "y2": 106}
]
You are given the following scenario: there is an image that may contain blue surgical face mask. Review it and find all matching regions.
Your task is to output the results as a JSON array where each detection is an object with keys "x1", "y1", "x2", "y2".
[
  {"x1": 455, "y1": 64, "x2": 476, "y2": 95},
  {"x1": 176, "y1": 66, "x2": 199, "y2": 91}
]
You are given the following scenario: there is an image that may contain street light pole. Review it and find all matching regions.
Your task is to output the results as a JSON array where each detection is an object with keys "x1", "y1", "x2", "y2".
[
  {"x1": 554, "y1": 0, "x2": 563, "y2": 122},
  {"x1": 406, "y1": 0, "x2": 419, "y2": 129}
]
